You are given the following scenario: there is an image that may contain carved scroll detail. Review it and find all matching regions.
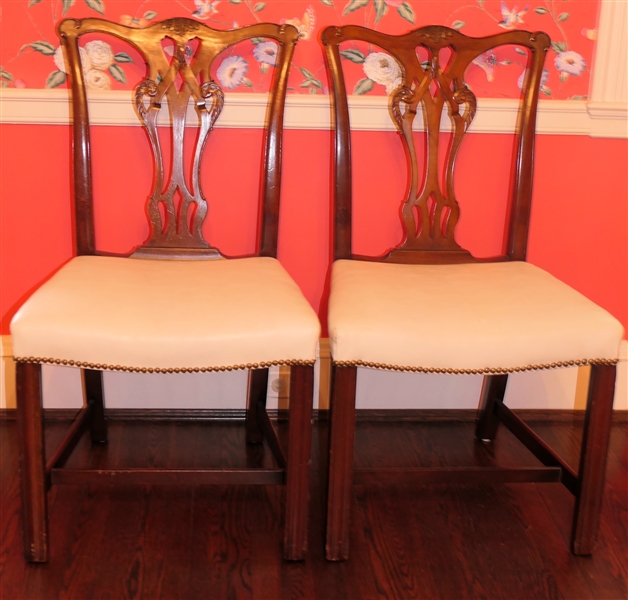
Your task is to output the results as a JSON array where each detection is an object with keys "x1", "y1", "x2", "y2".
[
  {"x1": 452, "y1": 84, "x2": 477, "y2": 132},
  {"x1": 161, "y1": 18, "x2": 200, "y2": 36},
  {"x1": 391, "y1": 85, "x2": 416, "y2": 131},
  {"x1": 134, "y1": 78, "x2": 159, "y2": 120}
]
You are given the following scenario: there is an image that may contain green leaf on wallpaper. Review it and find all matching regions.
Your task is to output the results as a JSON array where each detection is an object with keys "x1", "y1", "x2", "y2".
[
  {"x1": 0, "y1": 67, "x2": 14, "y2": 82},
  {"x1": 299, "y1": 67, "x2": 315, "y2": 79},
  {"x1": 551, "y1": 41, "x2": 567, "y2": 53},
  {"x1": 243, "y1": 78, "x2": 253, "y2": 87},
  {"x1": 309, "y1": 77, "x2": 323, "y2": 89},
  {"x1": 109, "y1": 64, "x2": 126, "y2": 84},
  {"x1": 374, "y1": 0, "x2": 387, "y2": 24},
  {"x1": 20, "y1": 41, "x2": 56, "y2": 55},
  {"x1": 354, "y1": 77, "x2": 374, "y2": 95},
  {"x1": 477, "y1": 0, "x2": 484, "y2": 5},
  {"x1": 114, "y1": 52, "x2": 133, "y2": 63},
  {"x1": 340, "y1": 49, "x2": 366, "y2": 63},
  {"x1": 452, "y1": 20, "x2": 465, "y2": 30},
  {"x1": 85, "y1": 0, "x2": 105, "y2": 15},
  {"x1": 309, "y1": 86, "x2": 319, "y2": 94},
  {"x1": 254, "y1": 2, "x2": 266, "y2": 11},
  {"x1": 542, "y1": 86, "x2": 552, "y2": 96},
  {"x1": 46, "y1": 70, "x2": 67, "y2": 88},
  {"x1": 300, "y1": 80, "x2": 313, "y2": 88},
  {"x1": 143, "y1": 11, "x2": 157, "y2": 19},
  {"x1": 559, "y1": 71, "x2": 569, "y2": 82},
  {"x1": 568, "y1": 95, "x2": 587, "y2": 100},
  {"x1": 229, "y1": 0, "x2": 243, "y2": 3},
  {"x1": 397, "y1": 2, "x2": 415, "y2": 24},
  {"x1": 28, "y1": 0, "x2": 43, "y2": 6},
  {"x1": 321, "y1": 0, "x2": 334, "y2": 6},
  {"x1": 250, "y1": 37, "x2": 264, "y2": 44},
  {"x1": 534, "y1": 7, "x2": 549, "y2": 14},
  {"x1": 557, "y1": 12, "x2": 570, "y2": 21},
  {"x1": 62, "y1": 0, "x2": 75, "y2": 15},
  {"x1": 514, "y1": 47, "x2": 527, "y2": 55},
  {"x1": 342, "y1": 0, "x2": 369, "y2": 17}
]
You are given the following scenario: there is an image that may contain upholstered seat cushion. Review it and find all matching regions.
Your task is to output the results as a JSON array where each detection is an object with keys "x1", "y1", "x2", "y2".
[
  {"x1": 328, "y1": 260, "x2": 623, "y2": 374},
  {"x1": 11, "y1": 256, "x2": 321, "y2": 372}
]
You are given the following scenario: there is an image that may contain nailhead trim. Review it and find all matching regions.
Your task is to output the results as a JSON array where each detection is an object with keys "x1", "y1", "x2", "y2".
[
  {"x1": 332, "y1": 358, "x2": 618, "y2": 375},
  {"x1": 13, "y1": 357, "x2": 316, "y2": 372}
]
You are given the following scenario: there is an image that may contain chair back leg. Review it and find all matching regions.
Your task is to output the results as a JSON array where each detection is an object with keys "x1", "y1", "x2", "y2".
[
  {"x1": 83, "y1": 369, "x2": 107, "y2": 444},
  {"x1": 475, "y1": 374, "x2": 509, "y2": 441},
  {"x1": 16, "y1": 362, "x2": 48, "y2": 562},
  {"x1": 571, "y1": 363, "x2": 616, "y2": 555},
  {"x1": 325, "y1": 365, "x2": 357, "y2": 561},
  {"x1": 245, "y1": 368, "x2": 269, "y2": 445},
  {"x1": 283, "y1": 364, "x2": 314, "y2": 560}
]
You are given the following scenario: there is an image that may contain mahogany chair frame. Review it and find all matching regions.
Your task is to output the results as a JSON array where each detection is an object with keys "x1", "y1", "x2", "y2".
[
  {"x1": 16, "y1": 17, "x2": 314, "y2": 562},
  {"x1": 321, "y1": 25, "x2": 617, "y2": 560}
]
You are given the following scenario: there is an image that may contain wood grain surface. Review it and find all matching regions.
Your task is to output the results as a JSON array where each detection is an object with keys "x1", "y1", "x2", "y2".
[{"x1": 1, "y1": 417, "x2": 626, "y2": 599}]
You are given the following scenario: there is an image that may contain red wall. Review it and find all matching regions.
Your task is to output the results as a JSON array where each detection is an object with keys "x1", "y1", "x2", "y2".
[{"x1": 1, "y1": 124, "x2": 626, "y2": 337}]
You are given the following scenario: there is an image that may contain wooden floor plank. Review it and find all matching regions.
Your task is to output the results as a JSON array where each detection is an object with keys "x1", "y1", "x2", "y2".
[{"x1": 1, "y1": 418, "x2": 626, "y2": 600}]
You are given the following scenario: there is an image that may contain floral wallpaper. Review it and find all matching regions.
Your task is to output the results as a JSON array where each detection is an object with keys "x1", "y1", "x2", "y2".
[{"x1": 0, "y1": 0, "x2": 599, "y2": 99}]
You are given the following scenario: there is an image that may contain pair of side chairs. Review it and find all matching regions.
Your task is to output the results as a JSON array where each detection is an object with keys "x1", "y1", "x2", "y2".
[{"x1": 11, "y1": 17, "x2": 623, "y2": 564}]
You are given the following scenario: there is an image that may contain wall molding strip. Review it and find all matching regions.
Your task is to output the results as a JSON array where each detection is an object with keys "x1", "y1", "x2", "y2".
[{"x1": 0, "y1": 88, "x2": 625, "y2": 137}]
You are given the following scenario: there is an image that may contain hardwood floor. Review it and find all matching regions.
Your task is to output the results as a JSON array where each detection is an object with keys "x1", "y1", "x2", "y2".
[{"x1": 0, "y1": 417, "x2": 626, "y2": 599}]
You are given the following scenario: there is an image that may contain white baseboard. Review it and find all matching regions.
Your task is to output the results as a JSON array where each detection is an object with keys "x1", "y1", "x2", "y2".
[
  {"x1": 2, "y1": 335, "x2": 626, "y2": 411},
  {"x1": 1, "y1": 89, "x2": 626, "y2": 138}
]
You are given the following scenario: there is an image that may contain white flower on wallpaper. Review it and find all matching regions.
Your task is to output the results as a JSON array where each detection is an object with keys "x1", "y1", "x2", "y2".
[
  {"x1": 363, "y1": 52, "x2": 402, "y2": 94},
  {"x1": 84, "y1": 40, "x2": 115, "y2": 70},
  {"x1": 554, "y1": 51, "x2": 586, "y2": 76},
  {"x1": 517, "y1": 67, "x2": 550, "y2": 94},
  {"x1": 217, "y1": 55, "x2": 249, "y2": 90},
  {"x1": 253, "y1": 41, "x2": 278, "y2": 66},
  {"x1": 18, "y1": 39, "x2": 133, "y2": 89}
]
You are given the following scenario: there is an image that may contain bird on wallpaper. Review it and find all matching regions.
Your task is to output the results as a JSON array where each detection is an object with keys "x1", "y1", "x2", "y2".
[
  {"x1": 192, "y1": 0, "x2": 221, "y2": 20},
  {"x1": 498, "y1": 1, "x2": 528, "y2": 29}
]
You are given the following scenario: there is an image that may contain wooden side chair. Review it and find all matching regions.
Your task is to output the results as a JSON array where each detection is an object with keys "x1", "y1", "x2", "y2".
[
  {"x1": 11, "y1": 17, "x2": 320, "y2": 562},
  {"x1": 321, "y1": 24, "x2": 624, "y2": 561}
]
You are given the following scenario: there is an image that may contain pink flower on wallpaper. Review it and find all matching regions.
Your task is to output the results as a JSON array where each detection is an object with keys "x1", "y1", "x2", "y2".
[
  {"x1": 472, "y1": 52, "x2": 498, "y2": 82},
  {"x1": 498, "y1": 1, "x2": 528, "y2": 30},
  {"x1": 554, "y1": 51, "x2": 586, "y2": 76}
]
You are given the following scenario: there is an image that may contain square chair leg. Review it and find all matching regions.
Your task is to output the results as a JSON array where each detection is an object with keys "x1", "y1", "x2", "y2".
[
  {"x1": 16, "y1": 362, "x2": 48, "y2": 562},
  {"x1": 571, "y1": 363, "x2": 616, "y2": 555},
  {"x1": 283, "y1": 364, "x2": 314, "y2": 560},
  {"x1": 325, "y1": 365, "x2": 357, "y2": 561}
]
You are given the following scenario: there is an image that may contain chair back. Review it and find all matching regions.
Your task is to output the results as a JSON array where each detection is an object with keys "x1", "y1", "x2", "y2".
[
  {"x1": 321, "y1": 25, "x2": 550, "y2": 264},
  {"x1": 58, "y1": 18, "x2": 298, "y2": 259}
]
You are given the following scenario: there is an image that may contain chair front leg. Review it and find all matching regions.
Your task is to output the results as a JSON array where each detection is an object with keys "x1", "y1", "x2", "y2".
[
  {"x1": 16, "y1": 362, "x2": 48, "y2": 562},
  {"x1": 325, "y1": 364, "x2": 357, "y2": 561},
  {"x1": 283, "y1": 364, "x2": 314, "y2": 561},
  {"x1": 571, "y1": 363, "x2": 616, "y2": 555}
]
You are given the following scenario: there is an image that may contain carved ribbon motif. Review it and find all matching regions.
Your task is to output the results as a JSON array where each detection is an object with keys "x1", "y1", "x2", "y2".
[{"x1": 134, "y1": 40, "x2": 224, "y2": 249}]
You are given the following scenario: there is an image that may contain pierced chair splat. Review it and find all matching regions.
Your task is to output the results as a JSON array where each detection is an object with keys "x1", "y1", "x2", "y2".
[
  {"x1": 11, "y1": 17, "x2": 320, "y2": 563},
  {"x1": 321, "y1": 24, "x2": 623, "y2": 561}
]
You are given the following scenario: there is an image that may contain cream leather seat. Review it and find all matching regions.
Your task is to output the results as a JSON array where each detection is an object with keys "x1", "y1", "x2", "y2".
[
  {"x1": 329, "y1": 260, "x2": 622, "y2": 374},
  {"x1": 12, "y1": 256, "x2": 320, "y2": 373}
]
